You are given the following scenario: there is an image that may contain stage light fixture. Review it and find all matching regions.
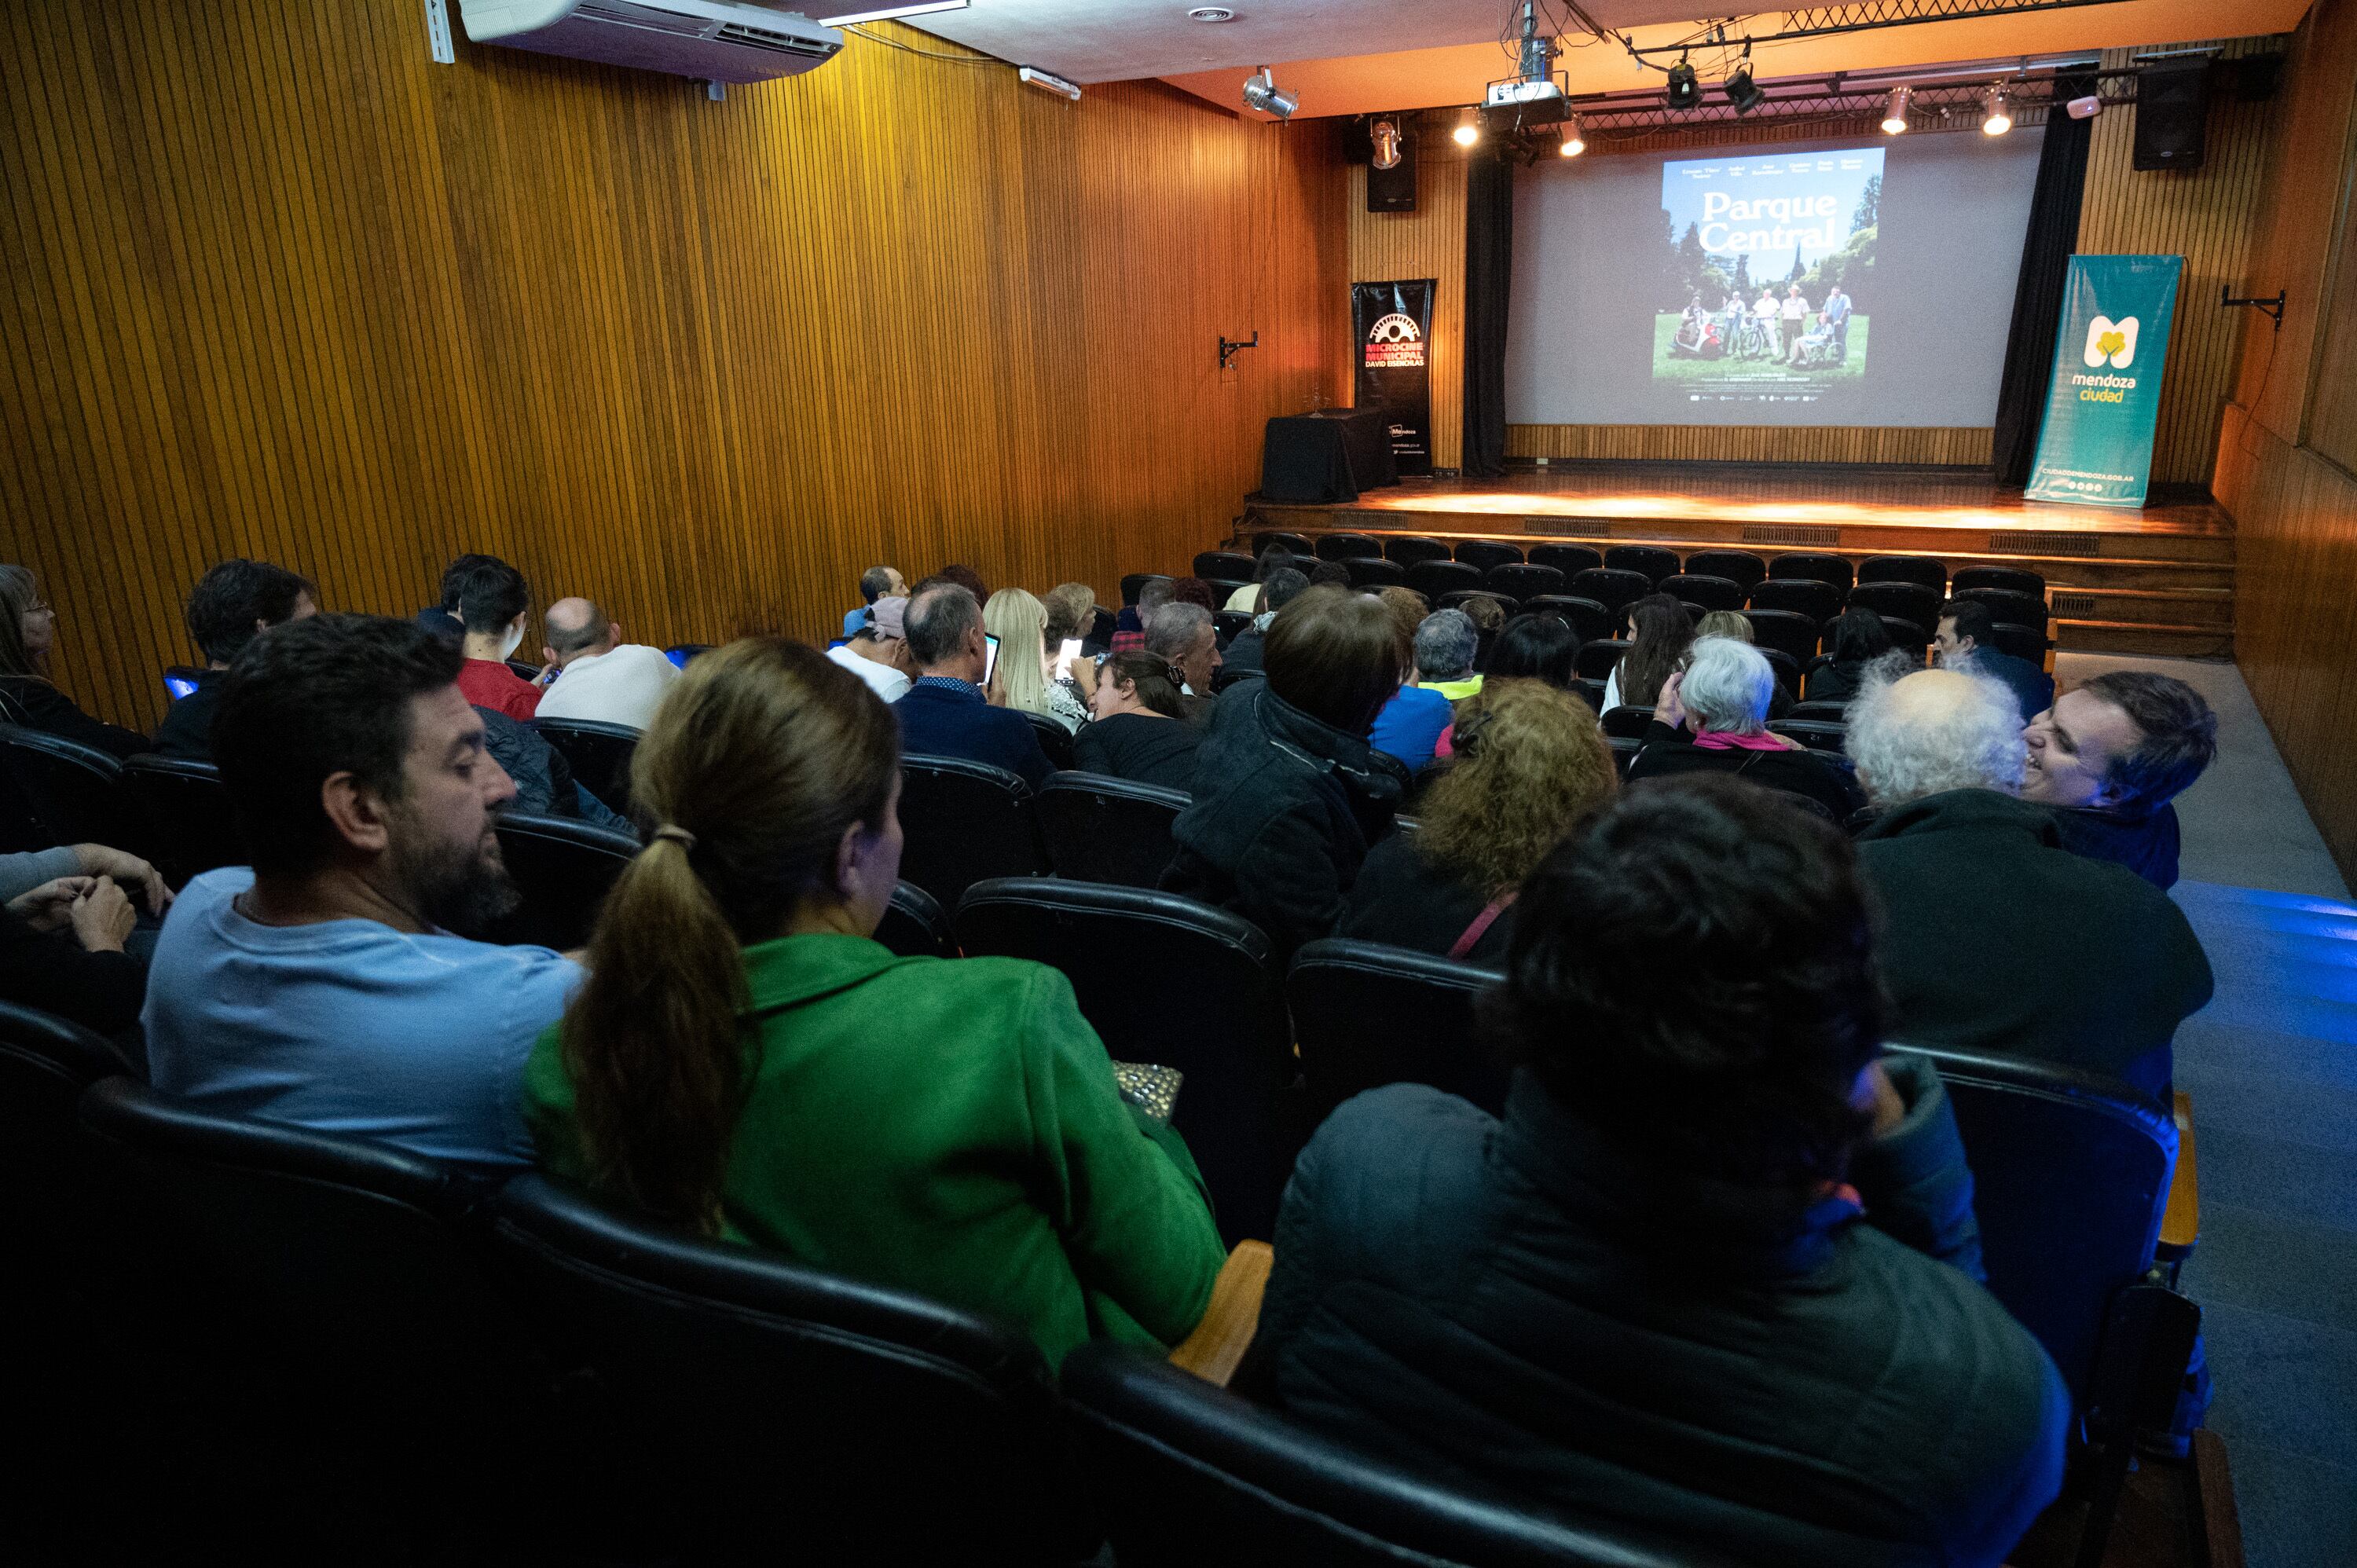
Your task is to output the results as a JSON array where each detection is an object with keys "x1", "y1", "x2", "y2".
[
  {"x1": 1665, "y1": 55, "x2": 1701, "y2": 112},
  {"x1": 1880, "y1": 85, "x2": 1911, "y2": 134},
  {"x1": 1242, "y1": 66, "x2": 1298, "y2": 119},
  {"x1": 2066, "y1": 94, "x2": 2103, "y2": 119},
  {"x1": 1559, "y1": 115, "x2": 1585, "y2": 157},
  {"x1": 1370, "y1": 117, "x2": 1402, "y2": 170},
  {"x1": 1453, "y1": 107, "x2": 1480, "y2": 146},
  {"x1": 1725, "y1": 64, "x2": 1763, "y2": 115},
  {"x1": 1981, "y1": 84, "x2": 2012, "y2": 135}
]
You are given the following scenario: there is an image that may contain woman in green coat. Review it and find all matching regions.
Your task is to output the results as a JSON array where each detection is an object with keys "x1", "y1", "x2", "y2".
[{"x1": 523, "y1": 637, "x2": 1225, "y2": 1366}]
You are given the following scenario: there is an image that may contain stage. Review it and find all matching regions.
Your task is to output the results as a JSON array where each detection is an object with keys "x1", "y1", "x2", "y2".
[{"x1": 1238, "y1": 465, "x2": 2235, "y2": 659}]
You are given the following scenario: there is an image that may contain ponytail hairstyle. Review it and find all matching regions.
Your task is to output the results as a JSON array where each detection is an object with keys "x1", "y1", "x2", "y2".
[
  {"x1": 1101, "y1": 650, "x2": 1185, "y2": 717},
  {"x1": 560, "y1": 638, "x2": 899, "y2": 1232}
]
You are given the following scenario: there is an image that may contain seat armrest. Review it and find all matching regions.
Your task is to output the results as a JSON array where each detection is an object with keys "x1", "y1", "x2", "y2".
[
  {"x1": 1167, "y1": 1240, "x2": 1272, "y2": 1388},
  {"x1": 2157, "y1": 1091, "x2": 2199, "y2": 1262}
]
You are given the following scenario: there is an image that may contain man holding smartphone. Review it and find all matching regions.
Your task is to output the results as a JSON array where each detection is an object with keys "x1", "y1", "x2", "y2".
[{"x1": 893, "y1": 583, "x2": 1054, "y2": 789}]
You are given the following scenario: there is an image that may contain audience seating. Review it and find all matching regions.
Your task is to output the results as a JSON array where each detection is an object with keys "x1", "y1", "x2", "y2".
[
  {"x1": 1204, "y1": 577, "x2": 1252, "y2": 607},
  {"x1": 2, "y1": 998, "x2": 134, "y2": 1275},
  {"x1": 1483, "y1": 562, "x2": 1565, "y2": 602},
  {"x1": 1525, "y1": 595, "x2": 1612, "y2": 645},
  {"x1": 1527, "y1": 543, "x2": 1603, "y2": 577},
  {"x1": 491, "y1": 811, "x2": 640, "y2": 951},
  {"x1": 1758, "y1": 646, "x2": 1805, "y2": 697},
  {"x1": 163, "y1": 665, "x2": 203, "y2": 702},
  {"x1": 1213, "y1": 609, "x2": 1254, "y2": 647},
  {"x1": 1846, "y1": 581, "x2": 1943, "y2": 631},
  {"x1": 1574, "y1": 639, "x2": 1629, "y2": 680},
  {"x1": 1746, "y1": 577, "x2": 1845, "y2": 623},
  {"x1": 662, "y1": 643, "x2": 709, "y2": 669},
  {"x1": 1682, "y1": 549, "x2": 1768, "y2": 589},
  {"x1": 1211, "y1": 665, "x2": 1259, "y2": 695},
  {"x1": 1768, "y1": 552, "x2": 1853, "y2": 593},
  {"x1": 876, "y1": 879, "x2": 954, "y2": 959},
  {"x1": 896, "y1": 757, "x2": 1047, "y2": 907},
  {"x1": 1957, "y1": 587, "x2": 2051, "y2": 637},
  {"x1": 1315, "y1": 533, "x2": 1384, "y2": 562},
  {"x1": 1120, "y1": 573, "x2": 1172, "y2": 607},
  {"x1": 1565, "y1": 568, "x2": 1651, "y2": 617},
  {"x1": 1738, "y1": 609, "x2": 1821, "y2": 665},
  {"x1": 1985, "y1": 622, "x2": 2049, "y2": 667},
  {"x1": 1880, "y1": 614, "x2": 1932, "y2": 660},
  {"x1": 951, "y1": 878, "x2": 1294, "y2": 1245},
  {"x1": 1036, "y1": 772, "x2": 1187, "y2": 889},
  {"x1": 1193, "y1": 551, "x2": 1255, "y2": 581},
  {"x1": 118, "y1": 754, "x2": 246, "y2": 888},
  {"x1": 532, "y1": 716, "x2": 640, "y2": 817},
  {"x1": 1658, "y1": 572, "x2": 1743, "y2": 612},
  {"x1": 1767, "y1": 718, "x2": 1848, "y2": 753},
  {"x1": 0, "y1": 724, "x2": 138, "y2": 855},
  {"x1": 1252, "y1": 529, "x2": 1314, "y2": 557},
  {"x1": 1599, "y1": 705, "x2": 1655, "y2": 740},
  {"x1": 1604, "y1": 544, "x2": 1680, "y2": 585},
  {"x1": 1453, "y1": 540, "x2": 1523, "y2": 573},
  {"x1": 1023, "y1": 711, "x2": 1078, "y2": 772},
  {"x1": 1952, "y1": 565, "x2": 2047, "y2": 599},
  {"x1": 485, "y1": 1172, "x2": 1086, "y2": 1563},
  {"x1": 1288, "y1": 939, "x2": 1508, "y2": 1125},
  {"x1": 1344, "y1": 557, "x2": 1406, "y2": 590},
  {"x1": 1607, "y1": 736, "x2": 1640, "y2": 778},
  {"x1": 1384, "y1": 537, "x2": 1453, "y2": 567},
  {"x1": 1439, "y1": 589, "x2": 1516, "y2": 619},
  {"x1": 1789, "y1": 699, "x2": 1849, "y2": 722},
  {"x1": 1571, "y1": 677, "x2": 1607, "y2": 713},
  {"x1": 1857, "y1": 555, "x2": 1946, "y2": 593},
  {"x1": 1406, "y1": 560, "x2": 1483, "y2": 600},
  {"x1": 1061, "y1": 1343, "x2": 1732, "y2": 1568}
]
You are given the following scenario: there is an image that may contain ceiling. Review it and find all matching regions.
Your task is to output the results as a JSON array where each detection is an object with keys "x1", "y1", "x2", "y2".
[{"x1": 895, "y1": 0, "x2": 2311, "y2": 119}]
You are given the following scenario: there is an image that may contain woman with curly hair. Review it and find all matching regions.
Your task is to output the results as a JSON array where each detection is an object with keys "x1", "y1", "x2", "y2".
[{"x1": 1341, "y1": 678, "x2": 1615, "y2": 965}]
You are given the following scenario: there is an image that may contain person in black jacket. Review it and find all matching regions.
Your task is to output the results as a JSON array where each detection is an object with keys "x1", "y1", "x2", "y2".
[
  {"x1": 152, "y1": 559, "x2": 317, "y2": 762},
  {"x1": 1162, "y1": 587, "x2": 1409, "y2": 956},
  {"x1": 1802, "y1": 606, "x2": 1895, "y2": 705},
  {"x1": 1073, "y1": 652, "x2": 1200, "y2": 793},
  {"x1": 2022, "y1": 669, "x2": 2216, "y2": 890},
  {"x1": 0, "y1": 565, "x2": 148, "y2": 758},
  {"x1": 893, "y1": 583, "x2": 1055, "y2": 789},
  {"x1": 1215, "y1": 566, "x2": 1308, "y2": 682},
  {"x1": 1262, "y1": 775, "x2": 2069, "y2": 1565},
  {"x1": 1846, "y1": 669, "x2": 2211, "y2": 1098},
  {"x1": 1626, "y1": 635, "x2": 1863, "y2": 822},
  {"x1": 1936, "y1": 598, "x2": 2053, "y2": 724}
]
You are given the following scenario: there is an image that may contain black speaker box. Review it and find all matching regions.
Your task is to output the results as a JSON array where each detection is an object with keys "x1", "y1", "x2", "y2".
[
  {"x1": 2134, "y1": 61, "x2": 2210, "y2": 172},
  {"x1": 1368, "y1": 136, "x2": 1416, "y2": 213}
]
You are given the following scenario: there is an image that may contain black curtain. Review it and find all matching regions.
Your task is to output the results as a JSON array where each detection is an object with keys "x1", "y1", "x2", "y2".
[
  {"x1": 1990, "y1": 73, "x2": 2098, "y2": 486},
  {"x1": 1462, "y1": 150, "x2": 1514, "y2": 479}
]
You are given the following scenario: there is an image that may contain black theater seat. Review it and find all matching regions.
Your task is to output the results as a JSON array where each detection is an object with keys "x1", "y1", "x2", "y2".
[
  {"x1": 1527, "y1": 543, "x2": 1603, "y2": 577},
  {"x1": 1604, "y1": 544, "x2": 1680, "y2": 584},
  {"x1": 1406, "y1": 559, "x2": 1483, "y2": 600},
  {"x1": 118, "y1": 754, "x2": 244, "y2": 887},
  {"x1": 1747, "y1": 577, "x2": 1845, "y2": 623},
  {"x1": 1453, "y1": 539, "x2": 1523, "y2": 572},
  {"x1": 1565, "y1": 568, "x2": 1651, "y2": 618},
  {"x1": 1384, "y1": 536, "x2": 1453, "y2": 567},
  {"x1": 1288, "y1": 939, "x2": 1507, "y2": 1125},
  {"x1": 491, "y1": 811, "x2": 640, "y2": 951},
  {"x1": 876, "y1": 879, "x2": 954, "y2": 958},
  {"x1": 896, "y1": 755, "x2": 1047, "y2": 907},
  {"x1": 0, "y1": 724, "x2": 136, "y2": 855},
  {"x1": 532, "y1": 717, "x2": 640, "y2": 816},
  {"x1": 1036, "y1": 772, "x2": 1188, "y2": 889}
]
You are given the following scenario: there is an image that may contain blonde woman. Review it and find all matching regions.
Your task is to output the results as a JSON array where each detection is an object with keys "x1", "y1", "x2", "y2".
[
  {"x1": 984, "y1": 588, "x2": 1090, "y2": 733},
  {"x1": 1340, "y1": 679, "x2": 1615, "y2": 965}
]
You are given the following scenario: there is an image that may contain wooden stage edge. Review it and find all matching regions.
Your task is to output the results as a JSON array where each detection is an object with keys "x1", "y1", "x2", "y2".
[{"x1": 1234, "y1": 467, "x2": 2235, "y2": 660}]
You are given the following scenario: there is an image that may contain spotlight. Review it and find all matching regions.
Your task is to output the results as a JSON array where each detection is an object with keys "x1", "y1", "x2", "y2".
[
  {"x1": 1981, "y1": 83, "x2": 2012, "y2": 135},
  {"x1": 1725, "y1": 65, "x2": 1764, "y2": 115},
  {"x1": 2066, "y1": 93, "x2": 2103, "y2": 119},
  {"x1": 1558, "y1": 115, "x2": 1585, "y2": 157},
  {"x1": 1453, "y1": 106, "x2": 1479, "y2": 146},
  {"x1": 1666, "y1": 54, "x2": 1701, "y2": 112},
  {"x1": 1880, "y1": 85, "x2": 1911, "y2": 134},
  {"x1": 1242, "y1": 66, "x2": 1298, "y2": 119},
  {"x1": 1371, "y1": 117, "x2": 1402, "y2": 170}
]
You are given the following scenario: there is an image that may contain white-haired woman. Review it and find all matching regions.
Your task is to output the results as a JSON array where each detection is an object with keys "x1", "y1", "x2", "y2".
[{"x1": 1627, "y1": 636, "x2": 1863, "y2": 822}]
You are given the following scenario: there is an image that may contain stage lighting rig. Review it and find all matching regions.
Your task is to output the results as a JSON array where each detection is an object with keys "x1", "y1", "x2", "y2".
[
  {"x1": 1242, "y1": 66, "x2": 1298, "y2": 119},
  {"x1": 1665, "y1": 54, "x2": 1701, "y2": 112},
  {"x1": 1725, "y1": 64, "x2": 1765, "y2": 114},
  {"x1": 1559, "y1": 115, "x2": 1585, "y2": 156},
  {"x1": 1880, "y1": 84, "x2": 1912, "y2": 132},
  {"x1": 1981, "y1": 82, "x2": 2012, "y2": 134},
  {"x1": 1371, "y1": 117, "x2": 1402, "y2": 170},
  {"x1": 1454, "y1": 107, "x2": 1481, "y2": 146}
]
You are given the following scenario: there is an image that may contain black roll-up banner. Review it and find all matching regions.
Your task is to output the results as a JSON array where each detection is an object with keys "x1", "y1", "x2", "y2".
[{"x1": 1353, "y1": 279, "x2": 1435, "y2": 477}]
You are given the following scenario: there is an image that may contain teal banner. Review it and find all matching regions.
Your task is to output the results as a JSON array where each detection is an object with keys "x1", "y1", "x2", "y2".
[{"x1": 2025, "y1": 254, "x2": 2183, "y2": 507}]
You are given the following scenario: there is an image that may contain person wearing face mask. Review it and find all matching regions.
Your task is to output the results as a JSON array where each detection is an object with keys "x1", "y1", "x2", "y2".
[
  {"x1": 2022, "y1": 672, "x2": 2216, "y2": 891},
  {"x1": 453, "y1": 561, "x2": 547, "y2": 720}
]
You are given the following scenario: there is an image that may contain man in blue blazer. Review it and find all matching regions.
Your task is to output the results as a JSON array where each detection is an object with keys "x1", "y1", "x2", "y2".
[{"x1": 894, "y1": 582, "x2": 1055, "y2": 789}]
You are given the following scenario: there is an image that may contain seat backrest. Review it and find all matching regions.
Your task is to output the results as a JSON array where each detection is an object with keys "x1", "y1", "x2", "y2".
[
  {"x1": 1845, "y1": 581, "x2": 1942, "y2": 628},
  {"x1": 1603, "y1": 544, "x2": 1680, "y2": 584},
  {"x1": 1681, "y1": 549, "x2": 1768, "y2": 589},
  {"x1": 1527, "y1": 595, "x2": 1613, "y2": 646},
  {"x1": 1957, "y1": 587, "x2": 2050, "y2": 636},
  {"x1": 1607, "y1": 735, "x2": 1640, "y2": 779},
  {"x1": 118, "y1": 754, "x2": 246, "y2": 888},
  {"x1": 1984, "y1": 622, "x2": 2047, "y2": 665},
  {"x1": 1599, "y1": 705, "x2": 1655, "y2": 739},
  {"x1": 485, "y1": 1173, "x2": 1079, "y2": 1563},
  {"x1": 0, "y1": 724, "x2": 134, "y2": 854},
  {"x1": 952, "y1": 877, "x2": 1292, "y2": 1244},
  {"x1": 1788, "y1": 699, "x2": 1849, "y2": 722},
  {"x1": 1214, "y1": 609, "x2": 1255, "y2": 647},
  {"x1": 875, "y1": 879, "x2": 954, "y2": 958},
  {"x1": 1036, "y1": 772, "x2": 1189, "y2": 888},
  {"x1": 1344, "y1": 556, "x2": 1406, "y2": 589},
  {"x1": 896, "y1": 755, "x2": 1047, "y2": 907},
  {"x1": 531, "y1": 717, "x2": 641, "y2": 816},
  {"x1": 1316, "y1": 532, "x2": 1384, "y2": 561},
  {"x1": 1453, "y1": 540, "x2": 1524, "y2": 572},
  {"x1": 1758, "y1": 646, "x2": 1803, "y2": 694},
  {"x1": 1121, "y1": 572, "x2": 1173, "y2": 606},
  {"x1": 1439, "y1": 589, "x2": 1519, "y2": 620},
  {"x1": 1061, "y1": 1344, "x2": 1736, "y2": 1568},
  {"x1": 1252, "y1": 529, "x2": 1314, "y2": 557},
  {"x1": 1194, "y1": 550, "x2": 1257, "y2": 581},
  {"x1": 1486, "y1": 562, "x2": 1567, "y2": 599},
  {"x1": 490, "y1": 811, "x2": 640, "y2": 951},
  {"x1": 1746, "y1": 577, "x2": 1845, "y2": 621},
  {"x1": 1769, "y1": 551, "x2": 1854, "y2": 592},
  {"x1": 1897, "y1": 1045, "x2": 2174, "y2": 1407},
  {"x1": 1406, "y1": 559, "x2": 1484, "y2": 599},
  {"x1": 1658, "y1": 573, "x2": 1743, "y2": 611},
  {"x1": 0, "y1": 999, "x2": 133, "y2": 1261},
  {"x1": 1384, "y1": 536, "x2": 1453, "y2": 566},
  {"x1": 1021, "y1": 710, "x2": 1078, "y2": 772},
  {"x1": 1737, "y1": 608, "x2": 1821, "y2": 665},
  {"x1": 1565, "y1": 568, "x2": 1652, "y2": 617},
  {"x1": 1575, "y1": 638, "x2": 1632, "y2": 680},
  {"x1": 1857, "y1": 554, "x2": 1947, "y2": 593},
  {"x1": 1879, "y1": 614, "x2": 1931, "y2": 658},
  {"x1": 1952, "y1": 564, "x2": 2047, "y2": 599},
  {"x1": 1527, "y1": 542, "x2": 1602, "y2": 576},
  {"x1": 1765, "y1": 718, "x2": 1847, "y2": 753},
  {"x1": 1572, "y1": 677, "x2": 1607, "y2": 713},
  {"x1": 1289, "y1": 939, "x2": 1508, "y2": 1125}
]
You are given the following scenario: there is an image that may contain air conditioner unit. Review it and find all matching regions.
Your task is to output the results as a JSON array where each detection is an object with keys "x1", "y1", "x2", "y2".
[{"x1": 457, "y1": 0, "x2": 843, "y2": 84}]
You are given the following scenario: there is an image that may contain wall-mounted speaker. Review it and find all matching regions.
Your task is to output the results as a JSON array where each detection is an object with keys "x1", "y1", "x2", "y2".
[
  {"x1": 2134, "y1": 61, "x2": 2210, "y2": 172},
  {"x1": 1368, "y1": 135, "x2": 1417, "y2": 212}
]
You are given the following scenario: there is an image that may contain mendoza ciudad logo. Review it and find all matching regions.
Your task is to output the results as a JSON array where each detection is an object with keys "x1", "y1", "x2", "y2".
[{"x1": 2072, "y1": 313, "x2": 2139, "y2": 404}]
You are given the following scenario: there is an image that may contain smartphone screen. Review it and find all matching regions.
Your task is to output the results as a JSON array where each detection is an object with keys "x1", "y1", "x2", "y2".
[
  {"x1": 983, "y1": 632, "x2": 1000, "y2": 686},
  {"x1": 1054, "y1": 637, "x2": 1083, "y2": 680}
]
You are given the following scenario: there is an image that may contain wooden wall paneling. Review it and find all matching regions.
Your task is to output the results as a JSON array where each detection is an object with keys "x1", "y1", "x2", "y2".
[
  {"x1": 1346, "y1": 127, "x2": 1467, "y2": 471},
  {"x1": 1505, "y1": 424, "x2": 1994, "y2": 467},
  {"x1": 0, "y1": 1, "x2": 1343, "y2": 732}
]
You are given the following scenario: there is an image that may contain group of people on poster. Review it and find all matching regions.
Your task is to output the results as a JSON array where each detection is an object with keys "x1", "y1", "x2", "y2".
[{"x1": 1675, "y1": 283, "x2": 1853, "y2": 367}]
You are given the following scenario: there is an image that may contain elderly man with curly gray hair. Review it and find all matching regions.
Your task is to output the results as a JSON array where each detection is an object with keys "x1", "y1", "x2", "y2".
[{"x1": 1846, "y1": 667, "x2": 2211, "y2": 1100}]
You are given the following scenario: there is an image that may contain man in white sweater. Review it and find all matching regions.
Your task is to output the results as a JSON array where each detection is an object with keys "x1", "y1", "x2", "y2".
[{"x1": 532, "y1": 597, "x2": 680, "y2": 732}]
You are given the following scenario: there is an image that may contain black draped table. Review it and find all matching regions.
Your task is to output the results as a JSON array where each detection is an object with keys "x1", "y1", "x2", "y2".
[{"x1": 1258, "y1": 407, "x2": 1398, "y2": 504}]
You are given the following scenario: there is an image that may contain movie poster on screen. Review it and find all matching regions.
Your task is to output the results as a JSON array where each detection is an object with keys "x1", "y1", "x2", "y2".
[
  {"x1": 2027, "y1": 255, "x2": 2183, "y2": 507},
  {"x1": 1354, "y1": 280, "x2": 1435, "y2": 476}
]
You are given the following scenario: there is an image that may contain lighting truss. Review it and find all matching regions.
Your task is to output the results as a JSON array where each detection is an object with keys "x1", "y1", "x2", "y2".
[{"x1": 1620, "y1": 0, "x2": 2135, "y2": 60}]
